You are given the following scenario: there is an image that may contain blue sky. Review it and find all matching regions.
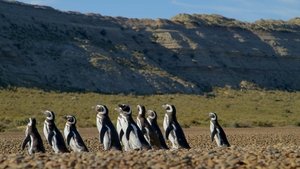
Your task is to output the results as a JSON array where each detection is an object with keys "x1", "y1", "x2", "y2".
[{"x1": 16, "y1": 0, "x2": 300, "y2": 22}]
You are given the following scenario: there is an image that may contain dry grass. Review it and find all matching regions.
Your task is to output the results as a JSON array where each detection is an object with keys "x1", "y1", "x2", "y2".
[{"x1": 0, "y1": 87, "x2": 300, "y2": 132}]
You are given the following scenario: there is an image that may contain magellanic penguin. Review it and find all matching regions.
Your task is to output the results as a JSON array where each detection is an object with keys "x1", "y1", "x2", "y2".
[
  {"x1": 146, "y1": 110, "x2": 169, "y2": 149},
  {"x1": 21, "y1": 118, "x2": 45, "y2": 154},
  {"x1": 116, "y1": 104, "x2": 151, "y2": 151},
  {"x1": 209, "y1": 112, "x2": 230, "y2": 147},
  {"x1": 136, "y1": 105, "x2": 162, "y2": 149},
  {"x1": 64, "y1": 115, "x2": 89, "y2": 152},
  {"x1": 43, "y1": 110, "x2": 69, "y2": 153},
  {"x1": 95, "y1": 105, "x2": 122, "y2": 151},
  {"x1": 162, "y1": 104, "x2": 190, "y2": 149},
  {"x1": 116, "y1": 108, "x2": 131, "y2": 151}
]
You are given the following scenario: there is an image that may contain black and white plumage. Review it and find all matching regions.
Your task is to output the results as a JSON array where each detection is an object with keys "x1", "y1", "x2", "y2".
[
  {"x1": 43, "y1": 110, "x2": 69, "y2": 153},
  {"x1": 21, "y1": 118, "x2": 45, "y2": 154},
  {"x1": 162, "y1": 104, "x2": 190, "y2": 149},
  {"x1": 209, "y1": 112, "x2": 230, "y2": 147},
  {"x1": 146, "y1": 110, "x2": 169, "y2": 149},
  {"x1": 136, "y1": 105, "x2": 162, "y2": 149},
  {"x1": 115, "y1": 104, "x2": 151, "y2": 151},
  {"x1": 95, "y1": 105, "x2": 122, "y2": 151},
  {"x1": 64, "y1": 115, "x2": 89, "y2": 152},
  {"x1": 116, "y1": 108, "x2": 131, "y2": 151}
]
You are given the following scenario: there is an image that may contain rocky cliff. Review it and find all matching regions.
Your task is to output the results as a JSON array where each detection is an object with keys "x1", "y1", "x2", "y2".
[{"x1": 0, "y1": 0, "x2": 300, "y2": 94}]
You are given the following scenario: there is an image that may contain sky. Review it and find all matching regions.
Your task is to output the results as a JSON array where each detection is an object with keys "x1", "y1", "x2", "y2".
[{"x1": 15, "y1": 0, "x2": 300, "y2": 22}]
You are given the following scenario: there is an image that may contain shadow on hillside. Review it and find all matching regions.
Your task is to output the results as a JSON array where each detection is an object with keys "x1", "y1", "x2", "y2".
[{"x1": 0, "y1": 1, "x2": 300, "y2": 94}]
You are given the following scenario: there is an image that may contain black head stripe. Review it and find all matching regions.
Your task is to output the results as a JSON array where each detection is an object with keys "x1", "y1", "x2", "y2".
[
  {"x1": 31, "y1": 118, "x2": 36, "y2": 125},
  {"x1": 67, "y1": 115, "x2": 76, "y2": 124},
  {"x1": 138, "y1": 105, "x2": 146, "y2": 115},
  {"x1": 171, "y1": 105, "x2": 176, "y2": 112},
  {"x1": 121, "y1": 105, "x2": 130, "y2": 112}
]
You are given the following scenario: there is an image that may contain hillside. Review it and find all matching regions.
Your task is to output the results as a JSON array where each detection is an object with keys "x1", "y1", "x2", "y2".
[{"x1": 0, "y1": 0, "x2": 300, "y2": 94}]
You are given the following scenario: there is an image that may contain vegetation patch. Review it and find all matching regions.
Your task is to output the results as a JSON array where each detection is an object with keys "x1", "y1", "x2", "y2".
[{"x1": 0, "y1": 87, "x2": 299, "y2": 132}]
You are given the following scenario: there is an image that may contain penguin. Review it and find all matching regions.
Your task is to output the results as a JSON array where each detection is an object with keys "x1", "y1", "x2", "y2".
[
  {"x1": 64, "y1": 115, "x2": 89, "y2": 152},
  {"x1": 116, "y1": 110, "x2": 131, "y2": 151},
  {"x1": 95, "y1": 104, "x2": 122, "y2": 151},
  {"x1": 136, "y1": 105, "x2": 162, "y2": 149},
  {"x1": 209, "y1": 112, "x2": 230, "y2": 147},
  {"x1": 21, "y1": 118, "x2": 45, "y2": 154},
  {"x1": 162, "y1": 104, "x2": 190, "y2": 149},
  {"x1": 115, "y1": 104, "x2": 151, "y2": 151},
  {"x1": 146, "y1": 110, "x2": 169, "y2": 149},
  {"x1": 42, "y1": 110, "x2": 69, "y2": 153}
]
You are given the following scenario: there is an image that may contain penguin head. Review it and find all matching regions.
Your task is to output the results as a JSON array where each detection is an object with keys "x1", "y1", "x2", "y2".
[
  {"x1": 162, "y1": 104, "x2": 176, "y2": 116},
  {"x1": 28, "y1": 118, "x2": 36, "y2": 126},
  {"x1": 65, "y1": 115, "x2": 76, "y2": 125},
  {"x1": 147, "y1": 110, "x2": 157, "y2": 120},
  {"x1": 116, "y1": 104, "x2": 131, "y2": 115},
  {"x1": 95, "y1": 104, "x2": 108, "y2": 115},
  {"x1": 209, "y1": 112, "x2": 218, "y2": 121},
  {"x1": 43, "y1": 110, "x2": 55, "y2": 120},
  {"x1": 137, "y1": 105, "x2": 146, "y2": 116}
]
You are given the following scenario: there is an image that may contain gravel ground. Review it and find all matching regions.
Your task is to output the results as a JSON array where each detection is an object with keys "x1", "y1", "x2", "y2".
[{"x1": 0, "y1": 127, "x2": 299, "y2": 168}]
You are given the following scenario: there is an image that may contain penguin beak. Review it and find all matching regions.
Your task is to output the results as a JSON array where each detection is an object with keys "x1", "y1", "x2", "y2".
[
  {"x1": 114, "y1": 107, "x2": 121, "y2": 113},
  {"x1": 162, "y1": 104, "x2": 167, "y2": 109},
  {"x1": 63, "y1": 116, "x2": 68, "y2": 120}
]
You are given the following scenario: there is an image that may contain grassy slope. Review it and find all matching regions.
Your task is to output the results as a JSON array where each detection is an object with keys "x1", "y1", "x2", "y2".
[{"x1": 0, "y1": 87, "x2": 299, "y2": 132}]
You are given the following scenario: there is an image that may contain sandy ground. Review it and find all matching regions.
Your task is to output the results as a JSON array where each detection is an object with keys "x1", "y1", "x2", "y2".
[{"x1": 0, "y1": 127, "x2": 299, "y2": 168}]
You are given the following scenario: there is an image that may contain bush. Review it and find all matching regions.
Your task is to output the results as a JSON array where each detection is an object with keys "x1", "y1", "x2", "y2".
[{"x1": 100, "y1": 29, "x2": 106, "y2": 36}]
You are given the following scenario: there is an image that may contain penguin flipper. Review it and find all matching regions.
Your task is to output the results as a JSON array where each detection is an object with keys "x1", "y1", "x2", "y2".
[
  {"x1": 165, "y1": 125, "x2": 173, "y2": 140},
  {"x1": 48, "y1": 131, "x2": 54, "y2": 146},
  {"x1": 73, "y1": 133, "x2": 89, "y2": 151},
  {"x1": 125, "y1": 125, "x2": 133, "y2": 141},
  {"x1": 119, "y1": 130, "x2": 124, "y2": 140},
  {"x1": 66, "y1": 132, "x2": 74, "y2": 146},
  {"x1": 21, "y1": 135, "x2": 30, "y2": 150},
  {"x1": 211, "y1": 128, "x2": 217, "y2": 142},
  {"x1": 99, "y1": 126, "x2": 107, "y2": 144}
]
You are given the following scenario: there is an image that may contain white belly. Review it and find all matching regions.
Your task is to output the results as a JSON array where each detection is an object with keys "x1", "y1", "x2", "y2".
[
  {"x1": 102, "y1": 126, "x2": 111, "y2": 150},
  {"x1": 128, "y1": 124, "x2": 142, "y2": 150},
  {"x1": 43, "y1": 122, "x2": 49, "y2": 140},
  {"x1": 96, "y1": 116, "x2": 103, "y2": 133},
  {"x1": 116, "y1": 116, "x2": 130, "y2": 151},
  {"x1": 210, "y1": 122, "x2": 221, "y2": 146},
  {"x1": 163, "y1": 114, "x2": 169, "y2": 131},
  {"x1": 163, "y1": 115, "x2": 178, "y2": 149}
]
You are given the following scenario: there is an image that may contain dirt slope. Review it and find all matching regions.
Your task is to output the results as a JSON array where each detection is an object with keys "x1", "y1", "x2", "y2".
[{"x1": 1, "y1": 1, "x2": 300, "y2": 94}]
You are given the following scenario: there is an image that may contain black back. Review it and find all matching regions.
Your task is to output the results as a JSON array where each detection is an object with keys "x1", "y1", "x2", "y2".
[
  {"x1": 68, "y1": 123, "x2": 89, "y2": 152},
  {"x1": 46, "y1": 113, "x2": 69, "y2": 153},
  {"x1": 164, "y1": 104, "x2": 190, "y2": 149},
  {"x1": 213, "y1": 120, "x2": 230, "y2": 147},
  {"x1": 101, "y1": 112, "x2": 122, "y2": 151},
  {"x1": 147, "y1": 112, "x2": 169, "y2": 149},
  {"x1": 127, "y1": 114, "x2": 151, "y2": 150},
  {"x1": 173, "y1": 121, "x2": 190, "y2": 149},
  {"x1": 22, "y1": 118, "x2": 45, "y2": 153}
]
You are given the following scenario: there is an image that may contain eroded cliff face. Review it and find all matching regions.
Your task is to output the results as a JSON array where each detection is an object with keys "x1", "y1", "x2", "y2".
[{"x1": 0, "y1": 1, "x2": 300, "y2": 94}]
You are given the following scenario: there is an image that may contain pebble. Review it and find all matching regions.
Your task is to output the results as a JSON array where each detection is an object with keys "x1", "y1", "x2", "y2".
[{"x1": 0, "y1": 127, "x2": 299, "y2": 168}]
